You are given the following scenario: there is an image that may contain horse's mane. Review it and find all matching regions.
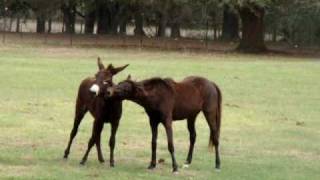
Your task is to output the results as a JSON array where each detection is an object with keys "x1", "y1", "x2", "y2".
[{"x1": 142, "y1": 77, "x2": 175, "y2": 93}]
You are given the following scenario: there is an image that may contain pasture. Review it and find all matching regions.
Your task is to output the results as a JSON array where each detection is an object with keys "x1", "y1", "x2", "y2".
[{"x1": 0, "y1": 44, "x2": 319, "y2": 179}]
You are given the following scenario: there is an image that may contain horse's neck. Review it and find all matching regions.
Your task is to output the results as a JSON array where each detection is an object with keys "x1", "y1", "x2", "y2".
[{"x1": 128, "y1": 91, "x2": 150, "y2": 108}]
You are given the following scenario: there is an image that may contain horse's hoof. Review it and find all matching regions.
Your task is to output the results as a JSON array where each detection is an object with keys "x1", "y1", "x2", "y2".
[
  {"x1": 63, "y1": 154, "x2": 68, "y2": 159},
  {"x1": 110, "y1": 163, "x2": 115, "y2": 168},
  {"x1": 172, "y1": 166, "x2": 179, "y2": 174},
  {"x1": 80, "y1": 161, "x2": 86, "y2": 165},
  {"x1": 182, "y1": 163, "x2": 190, "y2": 168},
  {"x1": 173, "y1": 170, "x2": 179, "y2": 175},
  {"x1": 99, "y1": 159, "x2": 105, "y2": 163},
  {"x1": 148, "y1": 165, "x2": 156, "y2": 170}
]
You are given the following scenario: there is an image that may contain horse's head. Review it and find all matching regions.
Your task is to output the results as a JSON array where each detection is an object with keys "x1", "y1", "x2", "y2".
[
  {"x1": 89, "y1": 57, "x2": 129, "y2": 96},
  {"x1": 105, "y1": 75, "x2": 142, "y2": 99}
]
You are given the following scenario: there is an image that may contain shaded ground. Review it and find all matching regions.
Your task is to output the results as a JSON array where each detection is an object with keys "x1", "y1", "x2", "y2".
[{"x1": 1, "y1": 32, "x2": 320, "y2": 58}]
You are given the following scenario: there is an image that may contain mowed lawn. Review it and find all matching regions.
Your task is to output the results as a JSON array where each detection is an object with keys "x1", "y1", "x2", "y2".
[{"x1": 0, "y1": 44, "x2": 319, "y2": 180}]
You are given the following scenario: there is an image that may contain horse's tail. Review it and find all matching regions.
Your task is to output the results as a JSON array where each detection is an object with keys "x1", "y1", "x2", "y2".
[{"x1": 208, "y1": 84, "x2": 222, "y2": 152}]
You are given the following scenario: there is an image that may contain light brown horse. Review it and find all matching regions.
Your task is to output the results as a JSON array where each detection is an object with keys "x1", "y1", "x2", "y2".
[
  {"x1": 106, "y1": 75, "x2": 222, "y2": 172},
  {"x1": 63, "y1": 58, "x2": 128, "y2": 167}
]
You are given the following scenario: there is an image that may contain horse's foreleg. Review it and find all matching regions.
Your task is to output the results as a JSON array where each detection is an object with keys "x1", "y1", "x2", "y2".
[
  {"x1": 148, "y1": 120, "x2": 159, "y2": 170},
  {"x1": 185, "y1": 117, "x2": 197, "y2": 166},
  {"x1": 109, "y1": 122, "x2": 119, "y2": 167},
  {"x1": 164, "y1": 120, "x2": 178, "y2": 173},
  {"x1": 64, "y1": 101, "x2": 87, "y2": 159},
  {"x1": 80, "y1": 119, "x2": 103, "y2": 165}
]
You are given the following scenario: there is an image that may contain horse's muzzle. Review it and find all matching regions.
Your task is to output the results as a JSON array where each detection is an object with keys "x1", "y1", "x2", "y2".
[{"x1": 106, "y1": 87, "x2": 114, "y2": 97}]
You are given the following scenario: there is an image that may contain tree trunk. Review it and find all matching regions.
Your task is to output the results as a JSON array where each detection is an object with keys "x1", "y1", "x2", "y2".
[
  {"x1": 62, "y1": 2, "x2": 76, "y2": 34},
  {"x1": 47, "y1": 18, "x2": 52, "y2": 33},
  {"x1": 157, "y1": 0, "x2": 170, "y2": 37},
  {"x1": 237, "y1": 5, "x2": 266, "y2": 52},
  {"x1": 96, "y1": 1, "x2": 120, "y2": 35},
  {"x1": 170, "y1": 23, "x2": 180, "y2": 38},
  {"x1": 85, "y1": 10, "x2": 95, "y2": 34},
  {"x1": 222, "y1": 4, "x2": 239, "y2": 41},
  {"x1": 9, "y1": 17, "x2": 13, "y2": 32},
  {"x1": 272, "y1": 28, "x2": 277, "y2": 42},
  {"x1": 134, "y1": 11, "x2": 145, "y2": 36},
  {"x1": 16, "y1": 17, "x2": 20, "y2": 33},
  {"x1": 119, "y1": 17, "x2": 127, "y2": 35},
  {"x1": 157, "y1": 14, "x2": 167, "y2": 37},
  {"x1": 97, "y1": 1, "x2": 109, "y2": 34},
  {"x1": 36, "y1": 16, "x2": 46, "y2": 33}
]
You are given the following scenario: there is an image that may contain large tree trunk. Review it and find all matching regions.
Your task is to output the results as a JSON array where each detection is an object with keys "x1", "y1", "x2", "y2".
[
  {"x1": 62, "y1": 1, "x2": 76, "y2": 34},
  {"x1": 134, "y1": 11, "x2": 145, "y2": 36},
  {"x1": 16, "y1": 17, "x2": 20, "y2": 32},
  {"x1": 119, "y1": 14, "x2": 128, "y2": 35},
  {"x1": 170, "y1": 23, "x2": 180, "y2": 38},
  {"x1": 157, "y1": 0, "x2": 170, "y2": 37},
  {"x1": 36, "y1": 16, "x2": 46, "y2": 33},
  {"x1": 222, "y1": 4, "x2": 239, "y2": 41},
  {"x1": 47, "y1": 18, "x2": 52, "y2": 33},
  {"x1": 237, "y1": 5, "x2": 266, "y2": 52},
  {"x1": 157, "y1": 14, "x2": 168, "y2": 37},
  {"x1": 84, "y1": 9, "x2": 96, "y2": 34},
  {"x1": 169, "y1": 1, "x2": 181, "y2": 38},
  {"x1": 96, "y1": 1, "x2": 120, "y2": 35},
  {"x1": 97, "y1": 2, "x2": 109, "y2": 34}
]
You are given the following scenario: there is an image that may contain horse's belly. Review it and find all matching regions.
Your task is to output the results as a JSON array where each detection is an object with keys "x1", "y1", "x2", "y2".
[{"x1": 172, "y1": 106, "x2": 201, "y2": 120}]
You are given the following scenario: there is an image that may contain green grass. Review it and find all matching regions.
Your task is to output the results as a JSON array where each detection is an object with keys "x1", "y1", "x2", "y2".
[{"x1": 0, "y1": 44, "x2": 319, "y2": 179}]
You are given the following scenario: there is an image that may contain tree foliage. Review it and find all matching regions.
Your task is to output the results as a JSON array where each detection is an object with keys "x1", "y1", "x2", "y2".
[{"x1": 1, "y1": 0, "x2": 319, "y2": 47}]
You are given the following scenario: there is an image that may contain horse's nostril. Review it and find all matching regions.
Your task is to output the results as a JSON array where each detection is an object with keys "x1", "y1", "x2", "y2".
[{"x1": 106, "y1": 89, "x2": 113, "y2": 96}]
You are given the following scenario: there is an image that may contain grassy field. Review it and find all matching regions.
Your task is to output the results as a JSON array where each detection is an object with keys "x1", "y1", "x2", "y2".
[{"x1": 0, "y1": 44, "x2": 319, "y2": 180}]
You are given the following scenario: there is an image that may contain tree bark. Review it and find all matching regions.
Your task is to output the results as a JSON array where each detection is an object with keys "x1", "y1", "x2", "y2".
[
  {"x1": 237, "y1": 5, "x2": 266, "y2": 52},
  {"x1": 119, "y1": 17, "x2": 127, "y2": 35},
  {"x1": 157, "y1": 0, "x2": 170, "y2": 37},
  {"x1": 170, "y1": 23, "x2": 180, "y2": 38},
  {"x1": 16, "y1": 17, "x2": 20, "y2": 32},
  {"x1": 222, "y1": 4, "x2": 239, "y2": 41},
  {"x1": 62, "y1": 1, "x2": 76, "y2": 34},
  {"x1": 97, "y1": 1, "x2": 109, "y2": 34},
  {"x1": 36, "y1": 16, "x2": 46, "y2": 33},
  {"x1": 134, "y1": 11, "x2": 145, "y2": 36},
  {"x1": 85, "y1": 9, "x2": 95, "y2": 34},
  {"x1": 47, "y1": 18, "x2": 52, "y2": 33}
]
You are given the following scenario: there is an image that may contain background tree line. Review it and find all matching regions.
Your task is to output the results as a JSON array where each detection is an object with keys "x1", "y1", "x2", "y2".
[{"x1": 1, "y1": 0, "x2": 320, "y2": 52}]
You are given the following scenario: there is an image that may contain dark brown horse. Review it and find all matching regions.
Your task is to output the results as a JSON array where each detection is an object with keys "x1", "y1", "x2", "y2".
[
  {"x1": 106, "y1": 75, "x2": 222, "y2": 172},
  {"x1": 63, "y1": 58, "x2": 128, "y2": 167}
]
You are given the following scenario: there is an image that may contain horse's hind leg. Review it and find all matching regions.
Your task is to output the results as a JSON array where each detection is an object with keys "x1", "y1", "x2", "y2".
[
  {"x1": 203, "y1": 111, "x2": 221, "y2": 170},
  {"x1": 80, "y1": 119, "x2": 104, "y2": 165},
  {"x1": 184, "y1": 116, "x2": 197, "y2": 166},
  {"x1": 109, "y1": 121, "x2": 119, "y2": 167},
  {"x1": 64, "y1": 99, "x2": 87, "y2": 159}
]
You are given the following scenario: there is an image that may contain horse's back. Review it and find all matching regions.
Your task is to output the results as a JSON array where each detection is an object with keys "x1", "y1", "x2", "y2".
[{"x1": 181, "y1": 76, "x2": 220, "y2": 111}]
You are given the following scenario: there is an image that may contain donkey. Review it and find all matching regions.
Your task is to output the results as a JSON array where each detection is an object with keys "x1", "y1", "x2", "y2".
[
  {"x1": 63, "y1": 57, "x2": 128, "y2": 167},
  {"x1": 106, "y1": 75, "x2": 222, "y2": 172}
]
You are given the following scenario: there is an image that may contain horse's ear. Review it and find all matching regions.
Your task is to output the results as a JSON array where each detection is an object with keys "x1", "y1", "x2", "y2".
[
  {"x1": 97, "y1": 57, "x2": 105, "y2": 70},
  {"x1": 110, "y1": 64, "x2": 129, "y2": 75},
  {"x1": 127, "y1": 74, "x2": 132, "y2": 80}
]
